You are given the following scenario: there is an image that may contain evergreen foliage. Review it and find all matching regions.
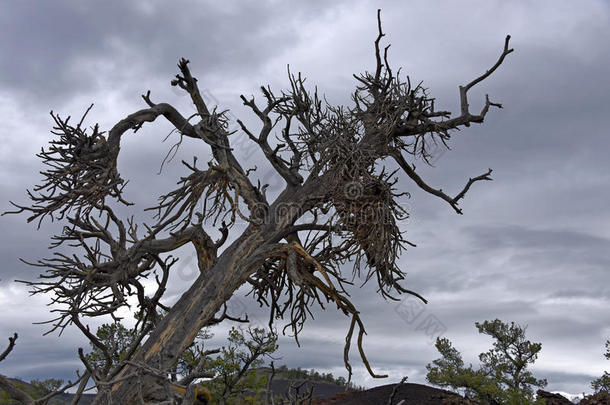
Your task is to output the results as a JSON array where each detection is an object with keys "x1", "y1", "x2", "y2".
[
  {"x1": 426, "y1": 319, "x2": 547, "y2": 405},
  {"x1": 591, "y1": 340, "x2": 610, "y2": 393}
]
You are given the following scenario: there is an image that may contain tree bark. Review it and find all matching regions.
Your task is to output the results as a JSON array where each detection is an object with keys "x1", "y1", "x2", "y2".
[
  {"x1": 95, "y1": 179, "x2": 320, "y2": 403},
  {"x1": 93, "y1": 230, "x2": 261, "y2": 403}
]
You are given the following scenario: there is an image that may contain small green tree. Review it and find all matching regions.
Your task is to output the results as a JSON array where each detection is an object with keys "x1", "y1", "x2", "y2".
[
  {"x1": 29, "y1": 378, "x2": 65, "y2": 399},
  {"x1": 476, "y1": 319, "x2": 547, "y2": 401},
  {"x1": 426, "y1": 337, "x2": 504, "y2": 403},
  {"x1": 174, "y1": 327, "x2": 216, "y2": 381},
  {"x1": 426, "y1": 319, "x2": 547, "y2": 405},
  {"x1": 591, "y1": 340, "x2": 610, "y2": 393},
  {"x1": 85, "y1": 321, "x2": 137, "y2": 371},
  {"x1": 206, "y1": 327, "x2": 278, "y2": 405}
]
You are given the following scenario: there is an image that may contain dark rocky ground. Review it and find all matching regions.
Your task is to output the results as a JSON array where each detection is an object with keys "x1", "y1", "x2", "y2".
[
  {"x1": 311, "y1": 382, "x2": 479, "y2": 405},
  {"x1": 310, "y1": 383, "x2": 609, "y2": 405},
  {"x1": 5, "y1": 377, "x2": 610, "y2": 403}
]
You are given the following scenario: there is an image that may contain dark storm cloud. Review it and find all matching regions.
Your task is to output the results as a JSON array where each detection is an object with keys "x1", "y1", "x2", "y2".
[
  {"x1": 0, "y1": 284, "x2": 91, "y2": 382},
  {"x1": 0, "y1": 336, "x2": 84, "y2": 383},
  {"x1": 403, "y1": 224, "x2": 610, "y2": 311},
  {"x1": 465, "y1": 225, "x2": 610, "y2": 274},
  {"x1": 0, "y1": 0, "x2": 336, "y2": 108},
  {"x1": 0, "y1": 216, "x2": 59, "y2": 283},
  {"x1": 384, "y1": 19, "x2": 610, "y2": 225}
]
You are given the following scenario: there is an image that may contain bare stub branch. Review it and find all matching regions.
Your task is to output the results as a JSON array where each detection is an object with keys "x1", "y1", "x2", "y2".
[
  {"x1": 387, "y1": 376, "x2": 408, "y2": 405},
  {"x1": 460, "y1": 35, "x2": 514, "y2": 119},
  {"x1": 0, "y1": 333, "x2": 17, "y2": 363},
  {"x1": 391, "y1": 34, "x2": 513, "y2": 137}
]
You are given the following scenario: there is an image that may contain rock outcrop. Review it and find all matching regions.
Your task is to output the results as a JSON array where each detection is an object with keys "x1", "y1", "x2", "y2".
[{"x1": 536, "y1": 390, "x2": 573, "y2": 405}]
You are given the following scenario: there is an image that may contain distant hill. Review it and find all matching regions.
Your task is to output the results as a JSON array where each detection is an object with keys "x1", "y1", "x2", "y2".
[
  {"x1": 2, "y1": 375, "x2": 584, "y2": 404},
  {"x1": 247, "y1": 365, "x2": 359, "y2": 401},
  {"x1": 309, "y1": 382, "x2": 465, "y2": 405},
  {"x1": 311, "y1": 383, "x2": 583, "y2": 405},
  {"x1": 0, "y1": 377, "x2": 95, "y2": 405},
  {"x1": 1, "y1": 372, "x2": 352, "y2": 404},
  {"x1": 266, "y1": 378, "x2": 354, "y2": 401},
  {"x1": 257, "y1": 365, "x2": 362, "y2": 390}
]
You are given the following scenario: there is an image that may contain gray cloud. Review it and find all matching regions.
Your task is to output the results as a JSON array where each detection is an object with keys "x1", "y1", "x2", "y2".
[{"x1": 1, "y1": 1, "x2": 316, "y2": 106}]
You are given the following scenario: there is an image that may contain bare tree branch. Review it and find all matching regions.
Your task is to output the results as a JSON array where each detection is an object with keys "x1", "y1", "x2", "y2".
[
  {"x1": 0, "y1": 333, "x2": 17, "y2": 363},
  {"x1": 392, "y1": 151, "x2": 493, "y2": 214}
]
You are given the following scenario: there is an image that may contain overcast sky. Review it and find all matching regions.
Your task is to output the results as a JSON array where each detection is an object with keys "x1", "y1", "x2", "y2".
[{"x1": 1, "y1": 0, "x2": 609, "y2": 398}]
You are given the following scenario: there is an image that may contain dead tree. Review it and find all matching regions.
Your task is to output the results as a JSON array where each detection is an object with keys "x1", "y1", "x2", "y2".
[
  {"x1": 280, "y1": 380, "x2": 314, "y2": 405},
  {"x1": 214, "y1": 327, "x2": 279, "y2": 405},
  {"x1": 265, "y1": 361, "x2": 276, "y2": 405},
  {"x1": 5, "y1": 10, "x2": 513, "y2": 404},
  {"x1": 387, "y1": 376, "x2": 408, "y2": 405}
]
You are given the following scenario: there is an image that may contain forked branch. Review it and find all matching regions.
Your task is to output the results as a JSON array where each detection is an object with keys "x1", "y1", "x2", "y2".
[{"x1": 392, "y1": 151, "x2": 493, "y2": 214}]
